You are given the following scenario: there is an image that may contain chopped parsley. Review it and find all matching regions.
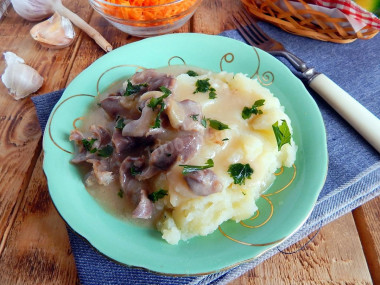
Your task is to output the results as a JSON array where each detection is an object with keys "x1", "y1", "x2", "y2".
[
  {"x1": 115, "y1": 116, "x2": 125, "y2": 130},
  {"x1": 82, "y1": 138, "x2": 97, "y2": 153},
  {"x1": 147, "y1": 91, "x2": 170, "y2": 110},
  {"x1": 272, "y1": 120, "x2": 292, "y2": 151},
  {"x1": 193, "y1": 78, "x2": 217, "y2": 99},
  {"x1": 148, "y1": 189, "x2": 168, "y2": 202},
  {"x1": 228, "y1": 163, "x2": 253, "y2": 185},
  {"x1": 222, "y1": 138, "x2": 229, "y2": 141},
  {"x1": 97, "y1": 145, "x2": 113, "y2": 157},
  {"x1": 190, "y1": 114, "x2": 199, "y2": 121},
  {"x1": 130, "y1": 165, "x2": 142, "y2": 176},
  {"x1": 179, "y1": 159, "x2": 214, "y2": 175},
  {"x1": 151, "y1": 107, "x2": 164, "y2": 129},
  {"x1": 159, "y1": 86, "x2": 171, "y2": 96},
  {"x1": 194, "y1": 79, "x2": 210, "y2": 93},
  {"x1": 148, "y1": 86, "x2": 172, "y2": 129},
  {"x1": 82, "y1": 139, "x2": 113, "y2": 157},
  {"x1": 242, "y1": 99, "x2": 265, "y2": 120},
  {"x1": 118, "y1": 189, "x2": 124, "y2": 198},
  {"x1": 208, "y1": 89, "x2": 217, "y2": 99},
  {"x1": 124, "y1": 80, "x2": 148, "y2": 96},
  {"x1": 186, "y1": 70, "x2": 199, "y2": 77},
  {"x1": 208, "y1": 119, "x2": 229, "y2": 130},
  {"x1": 201, "y1": 117, "x2": 207, "y2": 128}
]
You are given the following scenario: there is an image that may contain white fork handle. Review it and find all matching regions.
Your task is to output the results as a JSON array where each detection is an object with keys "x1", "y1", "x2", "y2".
[{"x1": 309, "y1": 73, "x2": 380, "y2": 153}]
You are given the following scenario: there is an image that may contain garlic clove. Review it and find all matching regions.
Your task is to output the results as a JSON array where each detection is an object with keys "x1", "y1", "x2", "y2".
[
  {"x1": 30, "y1": 12, "x2": 75, "y2": 49},
  {"x1": 1, "y1": 52, "x2": 44, "y2": 100}
]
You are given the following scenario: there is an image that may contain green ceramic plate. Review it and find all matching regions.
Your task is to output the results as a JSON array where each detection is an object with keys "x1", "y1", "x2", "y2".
[{"x1": 43, "y1": 33, "x2": 328, "y2": 275}]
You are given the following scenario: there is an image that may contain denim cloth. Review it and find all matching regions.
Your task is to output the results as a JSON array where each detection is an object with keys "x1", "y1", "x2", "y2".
[{"x1": 32, "y1": 23, "x2": 380, "y2": 284}]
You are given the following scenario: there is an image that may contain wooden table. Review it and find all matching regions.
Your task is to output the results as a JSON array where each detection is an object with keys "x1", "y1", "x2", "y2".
[{"x1": 0, "y1": 0, "x2": 379, "y2": 284}]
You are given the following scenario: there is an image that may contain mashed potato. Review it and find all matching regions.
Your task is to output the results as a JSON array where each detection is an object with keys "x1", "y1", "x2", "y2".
[{"x1": 156, "y1": 69, "x2": 297, "y2": 244}]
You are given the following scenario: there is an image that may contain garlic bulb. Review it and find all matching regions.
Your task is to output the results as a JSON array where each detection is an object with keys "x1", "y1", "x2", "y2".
[
  {"x1": 11, "y1": 0, "x2": 53, "y2": 21},
  {"x1": 1, "y1": 52, "x2": 44, "y2": 100},
  {"x1": 30, "y1": 12, "x2": 75, "y2": 49}
]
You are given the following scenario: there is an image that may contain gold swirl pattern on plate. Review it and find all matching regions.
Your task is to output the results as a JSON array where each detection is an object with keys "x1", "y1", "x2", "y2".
[
  {"x1": 48, "y1": 94, "x2": 95, "y2": 154},
  {"x1": 96, "y1": 64, "x2": 146, "y2": 96},
  {"x1": 251, "y1": 48, "x2": 274, "y2": 86},
  {"x1": 219, "y1": 164, "x2": 296, "y2": 246},
  {"x1": 218, "y1": 226, "x2": 285, "y2": 247},
  {"x1": 264, "y1": 164, "x2": 297, "y2": 197},
  {"x1": 219, "y1": 53, "x2": 235, "y2": 72},
  {"x1": 274, "y1": 166, "x2": 284, "y2": 176},
  {"x1": 218, "y1": 50, "x2": 274, "y2": 86},
  {"x1": 240, "y1": 195, "x2": 273, "y2": 229},
  {"x1": 168, "y1": 56, "x2": 186, "y2": 66},
  {"x1": 73, "y1": 117, "x2": 84, "y2": 130}
]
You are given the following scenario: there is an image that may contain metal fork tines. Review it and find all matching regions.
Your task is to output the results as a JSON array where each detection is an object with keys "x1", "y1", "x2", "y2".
[
  {"x1": 232, "y1": 12, "x2": 318, "y2": 80},
  {"x1": 232, "y1": 12, "x2": 284, "y2": 52}
]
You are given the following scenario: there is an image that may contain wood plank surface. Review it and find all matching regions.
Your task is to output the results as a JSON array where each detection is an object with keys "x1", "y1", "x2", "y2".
[
  {"x1": 0, "y1": 1, "x2": 93, "y2": 254},
  {"x1": 192, "y1": 0, "x2": 241, "y2": 34},
  {"x1": 0, "y1": 0, "x2": 378, "y2": 284},
  {"x1": 230, "y1": 213, "x2": 372, "y2": 285},
  {"x1": 0, "y1": 154, "x2": 79, "y2": 284},
  {"x1": 353, "y1": 196, "x2": 380, "y2": 285}
]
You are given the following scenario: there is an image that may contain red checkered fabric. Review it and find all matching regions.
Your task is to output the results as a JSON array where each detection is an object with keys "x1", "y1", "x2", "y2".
[{"x1": 308, "y1": 0, "x2": 380, "y2": 29}]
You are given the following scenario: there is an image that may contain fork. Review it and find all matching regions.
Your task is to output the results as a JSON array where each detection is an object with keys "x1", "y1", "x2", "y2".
[{"x1": 233, "y1": 12, "x2": 380, "y2": 153}]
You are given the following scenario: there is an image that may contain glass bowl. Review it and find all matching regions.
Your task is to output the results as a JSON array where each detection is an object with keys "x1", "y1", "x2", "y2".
[{"x1": 89, "y1": 0, "x2": 203, "y2": 37}]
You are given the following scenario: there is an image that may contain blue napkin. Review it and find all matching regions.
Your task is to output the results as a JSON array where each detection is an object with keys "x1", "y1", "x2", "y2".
[{"x1": 32, "y1": 22, "x2": 380, "y2": 284}]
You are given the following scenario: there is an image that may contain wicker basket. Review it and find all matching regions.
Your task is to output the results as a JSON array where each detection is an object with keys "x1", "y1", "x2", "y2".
[{"x1": 241, "y1": 0, "x2": 379, "y2": 43}]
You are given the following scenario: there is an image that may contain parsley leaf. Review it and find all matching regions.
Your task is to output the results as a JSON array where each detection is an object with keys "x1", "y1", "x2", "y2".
[
  {"x1": 147, "y1": 93, "x2": 169, "y2": 110},
  {"x1": 194, "y1": 79, "x2": 211, "y2": 93},
  {"x1": 242, "y1": 99, "x2": 265, "y2": 120},
  {"x1": 115, "y1": 116, "x2": 125, "y2": 130},
  {"x1": 228, "y1": 163, "x2": 253, "y2": 185},
  {"x1": 272, "y1": 120, "x2": 292, "y2": 151},
  {"x1": 222, "y1": 138, "x2": 229, "y2": 141},
  {"x1": 130, "y1": 165, "x2": 142, "y2": 176},
  {"x1": 148, "y1": 189, "x2": 168, "y2": 202},
  {"x1": 118, "y1": 189, "x2": 124, "y2": 198},
  {"x1": 201, "y1": 117, "x2": 207, "y2": 128},
  {"x1": 209, "y1": 88, "x2": 217, "y2": 99},
  {"x1": 179, "y1": 159, "x2": 214, "y2": 175},
  {"x1": 97, "y1": 145, "x2": 113, "y2": 157},
  {"x1": 147, "y1": 86, "x2": 171, "y2": 110},
  {"x1": 186, "y1": 70, "x2": 199, "y2": 77},
  {"x1": 208, "y1": 119, "x2": 229, "y2": 130},
  {"x1": 193, "y1": 78, "x2": 217, "y2": 99},
  {"x1": 147, "y1": 86, "x2": 172, "y2": 129},
  {"x1": 82, "y1": 138, "x2": 97, "y2": 152},
  {"x1": 151, "y1": 106, "x2": 165, "y2": 129},
  {"x1": 190, "y1": 114, "x2": 199, "y2": 121},
  {"x1": 124, "y1": 80, "x2": 148, "y2": 96},
  {"x1": 159, "y1": 86, "x2": 171, "y2": 96}
]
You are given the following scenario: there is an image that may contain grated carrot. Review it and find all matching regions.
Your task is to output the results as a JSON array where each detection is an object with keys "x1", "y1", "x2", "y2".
[{"x1": 99, "y1": 0, "x2": 198, "y2": 26}]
